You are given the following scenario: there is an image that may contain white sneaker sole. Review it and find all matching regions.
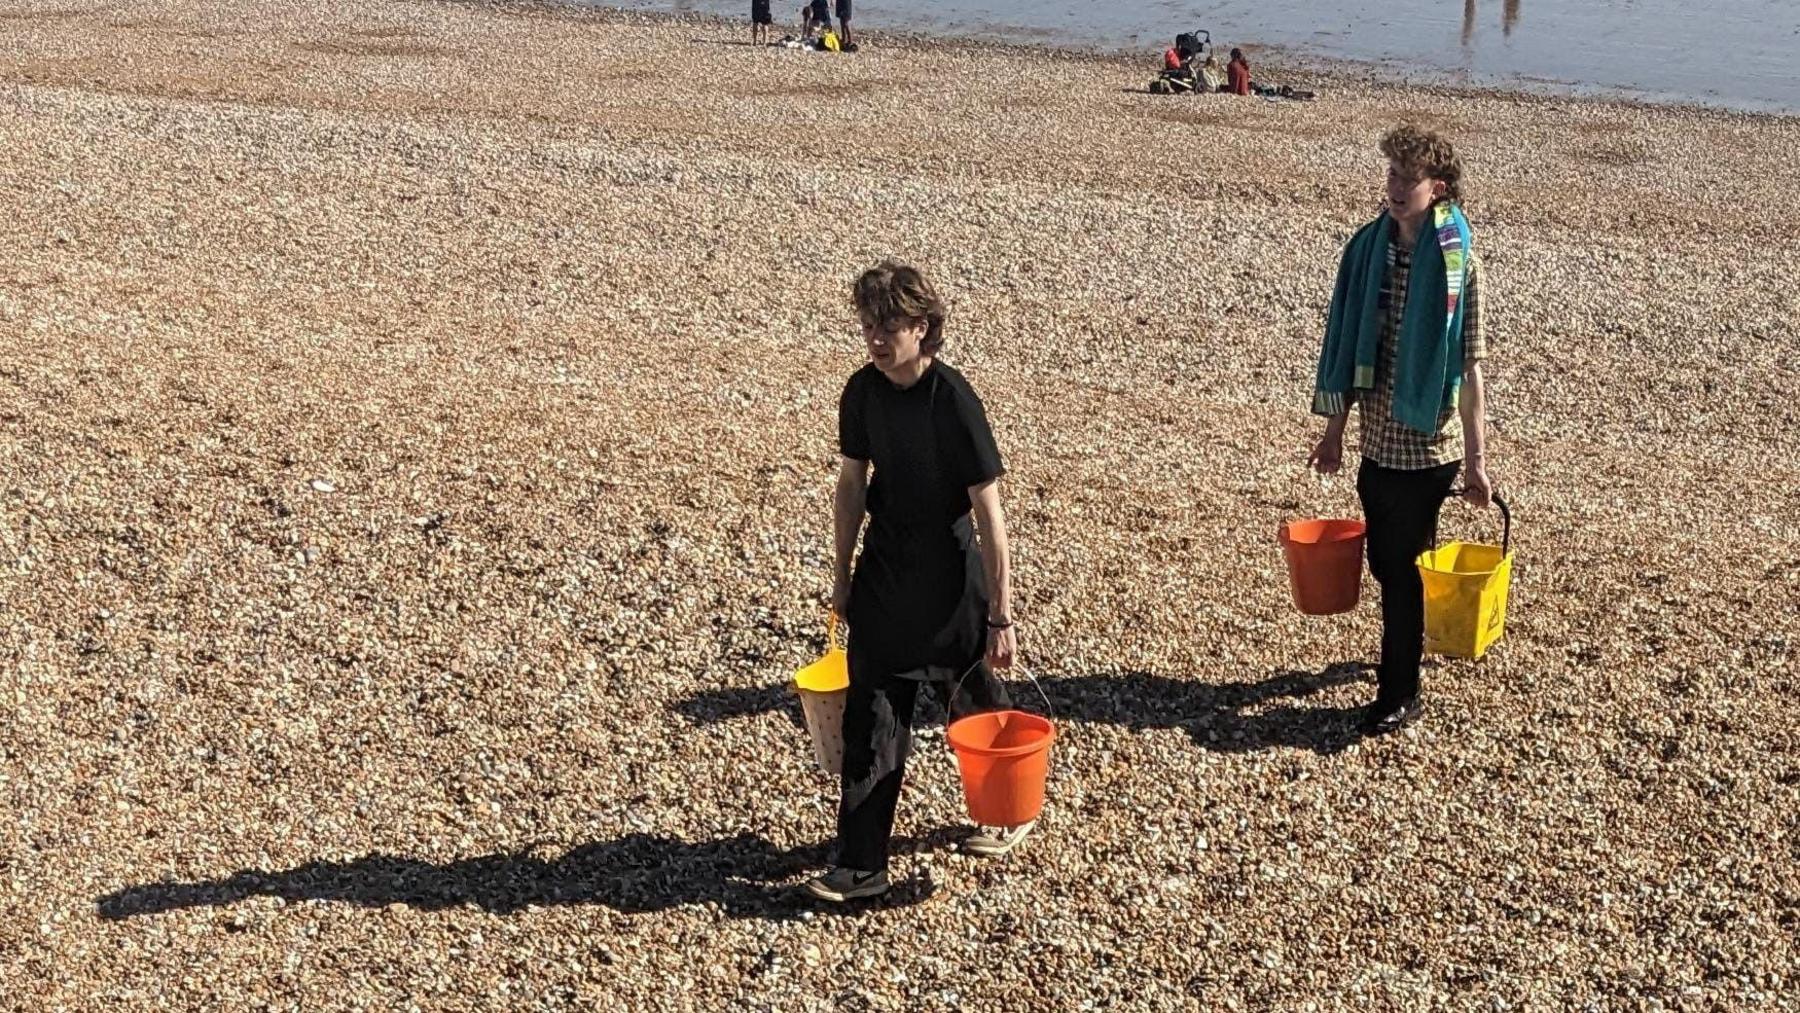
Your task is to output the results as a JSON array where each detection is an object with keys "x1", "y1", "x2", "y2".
[
  {"x1": 963, "y1": 821, "x2": 1036, "y2": 857},
  {"x1": 803, "y1": 878, "x2": 890, "y2": 902}
]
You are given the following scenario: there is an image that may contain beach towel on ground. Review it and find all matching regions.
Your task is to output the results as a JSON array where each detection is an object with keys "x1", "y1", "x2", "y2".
[{"x1": 1313, "y1": 202, "x2": 1473, "y2": 433}]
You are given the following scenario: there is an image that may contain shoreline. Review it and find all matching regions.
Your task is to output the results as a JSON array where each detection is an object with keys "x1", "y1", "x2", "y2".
[{"x1": 539, "y1": 0, "x2": 1800, "y2": 118}]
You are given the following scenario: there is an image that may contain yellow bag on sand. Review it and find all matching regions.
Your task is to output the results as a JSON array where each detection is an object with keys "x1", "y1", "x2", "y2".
[{"x1": 822, "y1": 30, "x2": 841, "y2": 52}]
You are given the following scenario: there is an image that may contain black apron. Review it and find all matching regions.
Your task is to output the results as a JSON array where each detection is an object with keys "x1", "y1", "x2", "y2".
[
  {"x1": 848, "y1": 513, "x2": 988, "y2": 677},
  {"x1": 845, "y1": 365, "x2": 990, "y2": 677}
]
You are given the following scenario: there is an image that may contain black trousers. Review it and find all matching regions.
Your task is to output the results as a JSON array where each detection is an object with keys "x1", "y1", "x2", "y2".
[
  {"x1": 1357, "y1": 458, "x2": 1460, "y2": 706},
  {"x1": 835, "y1": 655, "x2": 1010, "y2": 872}
]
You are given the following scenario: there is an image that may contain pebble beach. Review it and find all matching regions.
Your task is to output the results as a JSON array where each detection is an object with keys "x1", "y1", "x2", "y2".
[{"x1": 2, "y1": 1, "x2": 1798, "y2": 1009}]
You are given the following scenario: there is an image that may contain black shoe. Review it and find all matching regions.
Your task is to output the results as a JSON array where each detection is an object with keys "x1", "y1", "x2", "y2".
[
  {"x1": 1361, "y1": 697, "x2": 1424, "y2": 735},
  {"x1": 803, "y1": 866, "x2": 890, "y2": 902}
]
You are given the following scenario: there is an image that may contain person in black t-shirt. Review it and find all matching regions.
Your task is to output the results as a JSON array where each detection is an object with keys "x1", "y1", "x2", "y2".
[
  {"x1": 804, "y1": 261, "x2": 1029, "y2": 904},
  {"x1": 750, "y1": 0, "x2": 773, "y2": 45}
]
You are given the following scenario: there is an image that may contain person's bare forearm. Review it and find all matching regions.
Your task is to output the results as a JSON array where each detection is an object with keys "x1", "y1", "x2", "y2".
[
  {"x1": 1460, "y1": 364, "x2": 1487, "y2": 463},
  {"x1": 1322, "y1": 408, "x2": 1350, "y2": 441},
  {"x1": 971, "y1": 486, "x2": 1011, "y2": 621},
  {"x1": 833, "y1": 471, "x2": 866, "y2": 586}
]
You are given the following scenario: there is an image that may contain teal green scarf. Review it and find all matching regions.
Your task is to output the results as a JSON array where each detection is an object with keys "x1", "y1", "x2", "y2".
[{"x1": 1313, "y1": 202, "x2": 1472, "y2": 434}]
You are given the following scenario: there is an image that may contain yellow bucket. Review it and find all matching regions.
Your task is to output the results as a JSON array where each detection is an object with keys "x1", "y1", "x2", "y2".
[
  {"x1": 793, "y1": 615, "x2": 849, "y2": 775},
  {"x1": 1418, "y1": 494, "x2": 1512, "y2": 660}
]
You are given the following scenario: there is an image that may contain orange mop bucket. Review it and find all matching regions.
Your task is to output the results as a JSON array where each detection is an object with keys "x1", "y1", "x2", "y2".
[
  {"x1": 792, "y1": 616, "x2": 849, "y2": 775},
  {"x1": 945, "y1": 665, "x2": 1056, "y2": 828},
  {"x1": 1278, "y1": 518, "x2": 1367, "y2": 615},
  {"x1": 1419, "y1": 493, "x2": 1513, "y2": 660}
]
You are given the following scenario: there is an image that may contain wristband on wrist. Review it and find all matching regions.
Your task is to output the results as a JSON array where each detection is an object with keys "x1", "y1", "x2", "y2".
[{"x1": 986, "y1": 618, "x2": 1014, "y2": 630}]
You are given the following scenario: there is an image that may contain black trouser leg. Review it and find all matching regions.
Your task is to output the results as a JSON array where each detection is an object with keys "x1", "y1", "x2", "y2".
[
  {"x1": 1357, "y1": 458, "x2": 1460, "y2": 706},
  {"x1": 835, "y1": 665, "x2": 920, "y2": 874},
  {"x1": 835, "y1": 655, "x2": 1015, "y2": 870}
]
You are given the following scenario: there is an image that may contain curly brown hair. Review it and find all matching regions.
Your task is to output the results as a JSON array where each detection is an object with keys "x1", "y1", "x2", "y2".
[
  {"x1": 1380, "y1": 124, "x2": 1464, "y2": 204},
  {"x1": 853, "y1": 260, "x2": 948, "y2": 355}
]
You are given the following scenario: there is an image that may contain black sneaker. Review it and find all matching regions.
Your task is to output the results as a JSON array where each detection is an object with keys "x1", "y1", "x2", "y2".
[
  {"x1": 1362, "y1": 697, "x2": 1424, "y2": 735},
  {"x1": 803, "y1": 867, "x2": 890, "y2": 902}
]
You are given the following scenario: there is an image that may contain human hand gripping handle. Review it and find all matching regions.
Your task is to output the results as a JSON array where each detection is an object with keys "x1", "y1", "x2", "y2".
[
  {"x1": 830, "y1": 577, "x2": 851, "y2": 623},
  {"x1": 1439, "y1": 488, "x2": 1510, "y2": 554},
  {"x1": 1461, "y1": 456, "x2": 1494, "y2": 508},
  {"x1": 986, "y1": 620, "x2": 1017, "y2": 670},
  {"x1": 1308, "y1": 411, "x2": 1349, "y2": 475}
]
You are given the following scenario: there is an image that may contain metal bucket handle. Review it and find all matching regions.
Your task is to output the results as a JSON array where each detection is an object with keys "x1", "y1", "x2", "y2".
[{"x1": 949, "y1": 657, "x2": 1056, "y2": 724}]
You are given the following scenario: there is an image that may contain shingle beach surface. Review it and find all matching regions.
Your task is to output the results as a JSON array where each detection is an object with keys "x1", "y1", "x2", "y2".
[{"x1": 1, "y1": 1, "x2": 1798, "y2": 1009}]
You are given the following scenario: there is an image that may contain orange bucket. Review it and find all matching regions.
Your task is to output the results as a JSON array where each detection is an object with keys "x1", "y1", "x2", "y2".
[
  {"x1": 1278, "y1": 518, "x2": 1367, "y2": 615},
  {"x1": 946, "y1": 710, "x2": 1055, "y2": 828}
]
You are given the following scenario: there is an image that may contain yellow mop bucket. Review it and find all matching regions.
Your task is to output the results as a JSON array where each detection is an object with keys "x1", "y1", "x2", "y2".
[
  {"x1": 792, "y1": 615, "x2": 849, "y2": 775},
  {"x1": 1417, "y1": 493, "x2": 1513, "y2": 660}
]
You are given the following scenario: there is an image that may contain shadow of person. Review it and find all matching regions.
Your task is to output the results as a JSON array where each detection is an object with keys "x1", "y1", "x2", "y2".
[
  {"x1": 674, "y1": 682, "x2": 806, "y2": 729},
  {"x1": 96, "y1": 828, "x2": 960, "y2": 922},
  {"x1": 1048, "y1": 662, "x2": 1375, "y2": 755},
  {"x1": 676, "y1": 662, "x2": 1377, "y2": 756}
]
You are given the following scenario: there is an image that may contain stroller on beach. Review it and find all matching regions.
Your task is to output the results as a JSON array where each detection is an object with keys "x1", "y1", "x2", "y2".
[{"x1": 1149, "y1": 29, "x2": 1211, "y2": 94}]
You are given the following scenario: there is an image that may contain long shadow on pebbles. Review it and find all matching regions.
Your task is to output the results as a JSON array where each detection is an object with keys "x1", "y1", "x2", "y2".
[
  {"x1": 678, "y1": 663, "x2": 1376, "y2": 756},
  {"x1": 97, "y1": 830, "x2": 954, "y2": 922}
]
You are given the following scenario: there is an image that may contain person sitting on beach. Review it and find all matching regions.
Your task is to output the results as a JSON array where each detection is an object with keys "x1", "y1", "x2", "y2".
[
  {"x1": 1200, "y1": 53, "x2": 1227, "y2": 92},
  {"x1": 1307, "y1": 124, "x2": 1496, "y2": 735},
  {"x1": 751, "y1": 0, "x2": 773, "y2": 45},
  {"x1": 1227, "y1": 47, "x2": 1252, "y2": 95},
  {"x1": 805, "y1": 261, "x2": 1027, "y2": 903}
]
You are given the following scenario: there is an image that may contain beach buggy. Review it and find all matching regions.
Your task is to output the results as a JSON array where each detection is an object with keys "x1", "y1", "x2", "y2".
[{"x1": 1150, "y1": 30, "x2": 1211, "y2": 94}]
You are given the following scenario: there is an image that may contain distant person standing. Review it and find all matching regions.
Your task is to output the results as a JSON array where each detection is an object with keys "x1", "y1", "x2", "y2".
[
  {"x1": 836, "y1": 0, "x2": 854, "y2": 46},
  {"x1": 750, "y1": 0, "x2": 773, "y2": 45},
  {"x1": 1227, "y1": 47, "x2": 1252, "y2": 95}
]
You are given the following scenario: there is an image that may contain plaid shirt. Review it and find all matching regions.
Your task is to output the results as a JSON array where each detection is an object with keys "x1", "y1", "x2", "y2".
[{"x1": 1355, "y1": 241, "x2": 1488, "y2": 470}]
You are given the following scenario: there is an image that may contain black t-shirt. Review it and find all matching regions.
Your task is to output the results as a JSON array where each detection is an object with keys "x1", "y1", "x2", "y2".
[
  {"x1": 838, "y1": 360, "x2": 1005, "y2": 672},
  {"x1": 839, "y1": 360, "x2": 1005, "y2": 532}
]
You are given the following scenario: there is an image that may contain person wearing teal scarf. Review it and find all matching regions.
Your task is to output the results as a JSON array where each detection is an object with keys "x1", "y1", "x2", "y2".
[
  {"x1": 1307, "y1": 125, "x2": 1498, "y2": 736},
  {"x1": 1314, "y1": 200, "x2": 1472, "y2": 434}
]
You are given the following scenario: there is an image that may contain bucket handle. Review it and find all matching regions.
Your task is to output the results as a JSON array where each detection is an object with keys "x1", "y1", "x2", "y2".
[
  {"x1": 949, "y1": 657, "x2": 1057, "y2": 724},
  {"x1": 1438, "y1": 490, "x2": 1511, "y2": 555}
]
